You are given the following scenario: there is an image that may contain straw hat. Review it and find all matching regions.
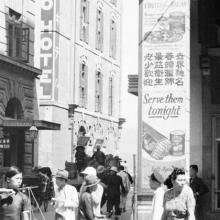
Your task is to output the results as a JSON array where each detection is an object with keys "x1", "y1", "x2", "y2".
[
  {"x1": 55, "y1": 170, "x2": 69, "y2": 180},
  {"x1": 97, "y1": 165, "x2": 105, "y2": 174},
  {"x1": 84, "y1": 174, "x2": 100, "y2": 187}
]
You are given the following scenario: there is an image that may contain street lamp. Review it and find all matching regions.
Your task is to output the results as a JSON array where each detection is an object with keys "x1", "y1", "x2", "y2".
[
  {"x1": 29, "y1": 125, "x2": 38, "y2": 140},
  {"x1": 29, "y1": 124, "x2": 38, "y2": 168}
]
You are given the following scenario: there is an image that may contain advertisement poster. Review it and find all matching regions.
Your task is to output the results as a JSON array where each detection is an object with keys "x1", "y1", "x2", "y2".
[{"x1": 139, "y1": 0, "x2": 190, "y2": 192}]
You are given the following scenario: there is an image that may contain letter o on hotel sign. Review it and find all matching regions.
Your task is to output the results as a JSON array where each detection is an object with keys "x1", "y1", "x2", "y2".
[
  {"x1": 41, "y1": 0, "x2": 53, "y2": 10},
  {"x1": 41, "y1": 37, "x2": 52, "y2": 50}
]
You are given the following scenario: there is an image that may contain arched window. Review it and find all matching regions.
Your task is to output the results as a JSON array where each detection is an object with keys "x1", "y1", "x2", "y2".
[
  {"x1": 80, "y1": 0, "x2": 89, "y2": 43},
  {"x1": 79, "y1": 62, "x2": 88, "y2": 108},
  {"x1": 96, "y1": 6, "x2": 104, "y2": 52},
  {"x1": 108, "y1": 76, "x2": 113, "y2": 116},
  {"x1": 110, "y1": 18, "x2": 117, "y2": 59},
  {"x1": 95, "y1": 70, "x2": 103, "y2": 112}
]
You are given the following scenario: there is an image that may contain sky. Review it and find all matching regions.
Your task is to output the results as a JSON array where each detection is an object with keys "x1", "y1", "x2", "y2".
[{"x1": 118, "y1": 0, "x2": 139, "y2": 173}]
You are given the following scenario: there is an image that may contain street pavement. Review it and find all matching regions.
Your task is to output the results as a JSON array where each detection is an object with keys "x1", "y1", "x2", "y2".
[{"x1": 33, "y1": 189, "x2": 134, "y2": 220}]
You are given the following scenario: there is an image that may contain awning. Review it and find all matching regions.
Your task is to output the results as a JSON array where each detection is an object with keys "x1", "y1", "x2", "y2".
[{"x1": 2, "y1": 119, "x2": 60, "y2": 130}]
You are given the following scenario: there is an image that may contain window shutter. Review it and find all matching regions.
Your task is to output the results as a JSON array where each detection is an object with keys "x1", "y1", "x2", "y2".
[
  {"x1": 86, "y1": 0, "x2": 90, "y2": 23},
  {"x1": 84, "y1": 65, "x2": 88, "y2": 108},
  {"x1": 85, "y1": 0, "x2": 89, "y2": 43},
  {"x1": 99, "y1": 73, "x2": 103, "y2": 112},
  {"x1": 109, "y1": 77, "x2": 113, "y2": 115},
  {"x1": 108, "y1": 77, "x2": 111, "y2": 115},
  {"x1": 109, "y1": 20, "x2": 113, "y2": 57},
  {"x1": 85, "y1": 24, "x2": 89, "y2": 43},
  {"x1": 80, "y1": 0, "x2": 84, "y2": 41},
  {"x1": 79, "y1": 63, "x2": 83, "y2": 106},
  {"x1": 95, "y1": 71, "x2": 98, "y2": 111},
  {"x1": 95, "y1": 9, "x2": 99, "y2": 49},
  {"x1": 15, "y1": 26, "x2": 22, "y2": 58},
  {"x1": 100, "y1": 12, "x2": 104, "y2": 52},
  {"x1": 8, "y1": 23, "x2": 14, "y2": 57},
  {"x1": 113, "y1": 21, "x2": 117, "y2": 59},
  {"x1": 21, "y1": 28, "x2": 29, "y2": 62}
]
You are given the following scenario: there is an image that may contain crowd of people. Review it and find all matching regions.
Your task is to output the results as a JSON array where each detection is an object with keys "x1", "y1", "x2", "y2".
[
  {"x1": 150, "y1": 164, "x2": 209, "y2": 220},
  {"x1": 0, "y1": 161, "x2": 133, "y2": 220}
]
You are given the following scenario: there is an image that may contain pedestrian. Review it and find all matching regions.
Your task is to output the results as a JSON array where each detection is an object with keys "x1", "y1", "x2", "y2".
[
  {"x1": 52, "y1": 169, "x2": 79, "y2": 220},
  {"x1": 0, "y1": 166, "x2": 31, "y2": 220},
  {"x1": 117, "y1": 165, "x2": 131, "y2": 212},
  {"x1": 106, "y1": 166, "x2": 126, "y2": 220},
  {"x1": 80, "y1": 167, "x2": 104, "y2": 218},
  {"x1": 162, "y1": 168, "x2": 196, "y2": 220},
  {"x1": 189, "y1": 164, "x2": 209, "y2": 219},
  {"x1": 75, "y1": 146, "x2": 87, "y2": 172},
  {"x1": 96, "y1": 165, "x2": 109, "y2": 208},
  {"x1": 91, "y1": 145, "x2": 106, "y2": 166},
  {"x1": 149, "y1": 170, "x2": 165, "y2": 220},
  {"x1": 78, "y1": 174, "x2": 103, "y2": 220}
]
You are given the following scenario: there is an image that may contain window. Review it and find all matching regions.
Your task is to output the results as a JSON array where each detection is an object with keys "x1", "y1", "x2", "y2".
[
  {"x1": 95, "y1": 70, "x2": 103, "y2": 112},
  {"x1": 108, "y1": 76, "x2": 113, "y2": 115},
  {"x1": 109, "y1": 19, "x2": 117, "y2": 59},
  {"x1": 7, "y1": 9, "x2": 29, "y2": 62},
  {"x1": 80, "y1": 0, "x2": 89, "y2": 43},
  {"x1": 96, "y1": 9, "x2": 104, "y2": 52},
  {"x1": 79, "y1": 62, "x2": 88, "y2": 108}
]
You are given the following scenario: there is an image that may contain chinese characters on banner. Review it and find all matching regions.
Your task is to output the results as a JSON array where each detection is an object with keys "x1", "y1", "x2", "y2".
[{"x1": 139, "y1": 0, "x2": 190, "y2": 192}]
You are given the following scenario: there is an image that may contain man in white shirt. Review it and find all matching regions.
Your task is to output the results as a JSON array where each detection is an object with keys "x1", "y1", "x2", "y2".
[
  {"x1": 52, "y1": 170, "x2": 79, "y2": 220},
  {"x1": 149, "y1": 170, "x2": 165, "y2": 220},
  {"x1": 80, "y1": 166, "x2": 104, "y2": 218}
]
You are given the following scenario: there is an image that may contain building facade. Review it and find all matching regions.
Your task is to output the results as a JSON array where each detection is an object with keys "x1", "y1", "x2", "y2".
[
  {"x1": 35, "y1": 0, "x2": 124, "y2": 172},
  {"x1": 0, "y1": 0, "x2": 59, "y2": 175},
  {"x1": 73, "y1": 0, "x2": 123, "y2": 157},
  {"x1": 129, "y1": 0, "x2": 220, "y2": 219}
]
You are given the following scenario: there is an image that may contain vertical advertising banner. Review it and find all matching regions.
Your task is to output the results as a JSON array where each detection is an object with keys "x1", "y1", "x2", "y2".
[
  {"x1": 40, "y1": 0, "x2": 54, "y2": 100},
  {"x1": 139, "y1": 0, "x2": 190, "y2": 193}
]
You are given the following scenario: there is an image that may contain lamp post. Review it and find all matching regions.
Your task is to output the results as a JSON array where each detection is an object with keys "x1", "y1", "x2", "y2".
[{"x1": 29, "y1": 124, "x2": 38, "y2": 167}]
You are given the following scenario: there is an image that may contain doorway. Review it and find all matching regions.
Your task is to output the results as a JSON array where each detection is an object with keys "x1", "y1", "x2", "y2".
[{"x1": 2, "y1": 98, "x2": 25, "y2": 169}]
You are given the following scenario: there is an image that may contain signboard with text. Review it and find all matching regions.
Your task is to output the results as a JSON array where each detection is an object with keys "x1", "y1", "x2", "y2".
[
  {"x1": 0, "y1": 138, "x2": 10, "y2": 149},
  {"x1": 138, "y1": 0, "x2": 190, "y2": 193},
  {"x1": 39, "y1": 0, "x2": 60, "y2": 101}
]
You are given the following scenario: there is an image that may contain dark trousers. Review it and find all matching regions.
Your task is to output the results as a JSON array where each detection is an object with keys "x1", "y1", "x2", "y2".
[
  {"x1": 101, "y1": 189, "x2": 108, "y2": 207},
  {"x1": 55, "y1": 213, "x2": 65, "y2": 220},
  {"x1": 107, "y1": 194, "x2": 121, "y2": 215}
]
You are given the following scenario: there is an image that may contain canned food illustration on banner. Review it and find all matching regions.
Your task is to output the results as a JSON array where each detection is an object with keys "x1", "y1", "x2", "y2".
[
  {"x1": 170, "y1": 130, "x2": 185, "y2": 156},
  {"x1": 142, "y1": 121, "x2": 185, "y2": 160}
]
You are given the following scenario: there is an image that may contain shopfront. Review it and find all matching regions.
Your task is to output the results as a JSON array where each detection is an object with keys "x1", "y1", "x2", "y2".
[{"x1": 0, "y1": 54, "x2": 60, "y2": 175}]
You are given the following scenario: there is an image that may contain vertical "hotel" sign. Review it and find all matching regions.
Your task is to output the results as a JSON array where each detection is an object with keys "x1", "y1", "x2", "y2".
[
  {"x1": 138, "y1": 0, "x2": 190, "y2": 193},
  {"x1": 40, "y1": 0, "x2": 54, "y2": 100}
]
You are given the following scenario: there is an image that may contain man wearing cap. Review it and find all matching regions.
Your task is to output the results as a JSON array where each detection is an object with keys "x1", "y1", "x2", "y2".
[
  {"x1": 78, "y1": 174, "x2": 103, "y2": 220},
  {"x1": 106, "y1": 166, "x2": 126, "y2": 219},
  {"x1": 52, "y1": 170, "x2": 79, "y2": 220},
  {"x1": 149, "y1": 170, "x2": 165, "y2": 220},
  {"x1": 80, "y1": 167, "x2": 104, "y2": 218}
]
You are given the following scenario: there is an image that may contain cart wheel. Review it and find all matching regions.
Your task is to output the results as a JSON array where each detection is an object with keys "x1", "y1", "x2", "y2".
[{"x1": 43, "y1": 199, "x2": 49, "y2": 212}]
